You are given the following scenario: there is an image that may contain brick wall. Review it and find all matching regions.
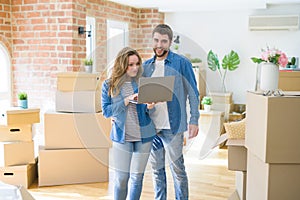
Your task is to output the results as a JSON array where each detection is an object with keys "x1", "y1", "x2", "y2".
[
  {"x1": 0, "y1": 0, "x2": 12, "y2": 58},
  {"x1": 0, "y1": 0, "x2": 164, "y2": 111}
]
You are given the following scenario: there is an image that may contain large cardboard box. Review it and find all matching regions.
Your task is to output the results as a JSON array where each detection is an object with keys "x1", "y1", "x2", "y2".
[
  {"x1": 44, "y1": 111, "x2": 111, "y2": 149},
  {"x1": 0, "y1": 141, "x2": 35, "y2": 167},
  {"x1": 57, "y1": 72, "x2": 101, "y2": 91},
  {"x1": 227, "y1": 139, "x2": 247, "y2": 171},
  {"x1": 246, "y1": 151, "x2": 300, "y2": 200},
  {"x1": 55, "y1": 90, "x2": 101, "y2": 113},
  {"x1": 245, "y1": 92, "x2": 300, "y2": 163},
  {"x1": 279, "y1": 71, "x2": 300, "y2": 91},
  {"x1": 0, "y1": 161, "x2": 37, "y2": 189},
  {"x1": 0, "y1": 124, "x2": 32, "y2": 142},
  {"x1": 0, "y1": 108, "x2": 40, "y2": 126},
  {"x1": 38, "y1": 147, "x2": 109, "y2": 186}
]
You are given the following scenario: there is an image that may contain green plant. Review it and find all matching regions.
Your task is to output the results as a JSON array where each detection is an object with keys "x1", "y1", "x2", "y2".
[
  {"x1": 174, "y1": 44, "x2": 179, "y2": 50},
  {"x1": 18, "y1": 92, "x2": 27, "y2": 100},
  {"x1": 207, "y1": 50, "x2": 240, "y2": 92},
  {"x1": 201, "y1": 96, "x2": 212, "y2": 105},
  {"x1": 190, "y1": 58, "x2": 202, "y2": 63},
  {"x1": 84, "y1": 58, "x2": 93, "y2": 66},
  {"x1": 288, "y1": 57, "x2": 296, "y2": 65}
]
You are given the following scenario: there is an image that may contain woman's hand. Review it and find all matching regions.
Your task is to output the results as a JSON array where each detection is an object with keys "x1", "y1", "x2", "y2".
[{"x1": 124, "y1": 93, "x2": 138, "y2": 106}]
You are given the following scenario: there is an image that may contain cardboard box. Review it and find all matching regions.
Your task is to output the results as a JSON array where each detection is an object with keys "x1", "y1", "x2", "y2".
[
  {"x1": 57, "y1": 72, "x2": 101, "y2": 91},
  {"x1": 227, "y1": 139, "x2": 247, "y2": 171},
  {"x1": 0, "y1": 124, "x2": 32, "y2": 142},
  {"x1": 55, "y1": 90, "x2": 101, "y2": 113},
  {"x1": 245, "y1": 92, "x2": 300, "y2": 163},
  {"x1": 0, "y1": 161, "x2": 37, "y2": 189},
  {"x1": 235, "y1": 171, "x2": 246, "y2": 200},
  {"x1": 38, "y1": 147, "x2": 109, "y2": 186},
  {"x1": 0, "y1": 141, "x2": 35, "y2": 167},
  {"x1": 209, "y1": 92, "x2": 233, "y2": 104},
  {"x1": 279, "y1": 71, "x2": 300, "y2": 91},
  {"x1": 247, "y1": 151, "x2": 300, "y2": 200},
  {"x1": 44, "y1": 111, "x2": 111, "y2": 149},
  {"x1": 0, "y1": 108, "x2": 40, "y2": 126}
]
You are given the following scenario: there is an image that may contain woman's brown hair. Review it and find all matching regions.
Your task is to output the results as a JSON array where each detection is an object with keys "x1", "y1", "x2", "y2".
[{"x1": 108, "y1": 47, "x2": 143, "y2": 96}]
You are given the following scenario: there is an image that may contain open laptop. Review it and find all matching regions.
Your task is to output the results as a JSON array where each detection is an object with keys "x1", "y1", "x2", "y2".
[{"x1": 130, "y1": 76, "x2": 175, "y2": 104}]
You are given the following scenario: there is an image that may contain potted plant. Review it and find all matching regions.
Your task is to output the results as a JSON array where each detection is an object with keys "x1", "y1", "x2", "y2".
[
  {"x1": 251, "y1": 46, "x2": 288, "y2": 91},
  {"x1": 207, "y1": 50, "x2": 240, "y2": 92},
  {"x1": 83, "y1": 58, "x2": 93, "y2": 73},
  {"x1": 17, "y1": 92, "x2": 28, "y2": 109},
  {"x1": 201, "y1": 96, "x2": 212, "y2": 111},
  {"x1": 287, "y1": 57, "x2": 297, "y2": 69}
]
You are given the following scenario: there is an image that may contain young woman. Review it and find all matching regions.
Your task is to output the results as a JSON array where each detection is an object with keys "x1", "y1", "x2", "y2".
[{"x1": 101, "y1": 47, "x2": 156, "y2": 200}]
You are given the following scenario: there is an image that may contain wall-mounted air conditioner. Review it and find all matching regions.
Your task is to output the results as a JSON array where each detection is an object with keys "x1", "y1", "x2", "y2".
[{"x1": 248, "y1": 15, "x2": 299, "y2": 31}]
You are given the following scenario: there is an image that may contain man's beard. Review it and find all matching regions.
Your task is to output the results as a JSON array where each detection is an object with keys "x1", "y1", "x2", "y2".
[{"x1": 153, "y1": 47, "x2": 169, "y2": 58}]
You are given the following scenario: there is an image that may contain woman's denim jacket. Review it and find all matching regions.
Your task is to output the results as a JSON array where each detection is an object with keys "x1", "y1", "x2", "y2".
[
  {"x1": 142, "y1": 51, "x2": 200, "y2": 134},
  {"x1": 101, "y1": 79, "x2": 156, "y2": 143}
]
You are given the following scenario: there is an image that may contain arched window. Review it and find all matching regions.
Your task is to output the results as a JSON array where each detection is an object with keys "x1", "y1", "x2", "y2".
[{"x1": 0, "y1": 44, "x2": 11, "y2": 107}]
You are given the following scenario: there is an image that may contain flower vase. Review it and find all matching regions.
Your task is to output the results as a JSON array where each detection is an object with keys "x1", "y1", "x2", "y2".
[{"x1": 257, "y1": 63, "x2": 279, "y2": 91}]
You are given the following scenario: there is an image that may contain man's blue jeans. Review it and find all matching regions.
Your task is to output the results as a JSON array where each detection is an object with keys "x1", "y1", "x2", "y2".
[
  {"x1": 112, "y1": 140, "x2": 152, "y2": 200},
  {"x1": 150, "y1": 130, "x2": 188, "y2": 200}
]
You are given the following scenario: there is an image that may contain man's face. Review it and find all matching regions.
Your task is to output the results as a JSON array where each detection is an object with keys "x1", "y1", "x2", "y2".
[{"x1": 152, "y1": 32, "x2": 171, "y2": 59}]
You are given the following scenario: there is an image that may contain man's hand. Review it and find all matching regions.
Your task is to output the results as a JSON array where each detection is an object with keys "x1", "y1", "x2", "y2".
[
  {"x1": 188, "y1": 124, "x2": 199, "y2": 139},
  {"x1": 146, "y1": 102, "x2": 155, "y2": 109}
]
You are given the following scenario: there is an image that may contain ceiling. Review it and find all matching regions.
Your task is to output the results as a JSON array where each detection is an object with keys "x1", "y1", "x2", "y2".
[{"x1": 108, "y1": 0, "x2": 300, "y2": 12}]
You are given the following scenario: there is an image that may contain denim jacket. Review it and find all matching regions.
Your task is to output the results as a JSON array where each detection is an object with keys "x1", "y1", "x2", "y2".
[
  {"x1": 142, "y1": 51, "x2": 200, "y2": 134},
  {"x1": 101, "y1": 79, "x2": 156, "y2": 143}
]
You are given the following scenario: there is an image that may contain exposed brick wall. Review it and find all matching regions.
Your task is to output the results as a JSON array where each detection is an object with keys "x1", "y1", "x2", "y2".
[
  {"x1": 11, "y1": 0, "x2": 82, "y2": 109},
  {"x1": 0, "y1": 0, "x2": 12, "y2": 57},
  {"x1": 137, "y1": 9, "x2": 164, "y2": 60},
  {"x1": 0, "y1": 0, "x2": 164, "y2": 111}
]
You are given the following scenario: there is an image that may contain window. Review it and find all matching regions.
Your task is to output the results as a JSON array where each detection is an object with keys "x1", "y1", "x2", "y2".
[
  {"x1": 107, "y1": 20, "x2": 128, "y2": 76},
  {"x1": 0, "y1": 44, "x2": 11, "y2": 107},
  {"x1": 86, "y1": 16, "x2": 96, "y2": 72}
]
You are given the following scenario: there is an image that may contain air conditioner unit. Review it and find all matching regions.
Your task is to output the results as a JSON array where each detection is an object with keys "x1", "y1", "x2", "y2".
[{"x1": 248, "y1": 15, "x2": 299, "y2": 31}]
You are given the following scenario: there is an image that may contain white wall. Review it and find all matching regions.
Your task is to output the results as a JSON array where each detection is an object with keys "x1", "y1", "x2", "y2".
[{"x1": 165, "y1": 4, "x2": 300, "y2": 103}]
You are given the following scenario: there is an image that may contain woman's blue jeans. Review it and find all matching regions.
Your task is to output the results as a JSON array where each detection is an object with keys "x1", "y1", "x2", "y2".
[
  {"x1": 112, "y1": 140, "x2": 152, "y2": 200},
  {"x1": 150, "y1": 130, "x2": 188, "y2": 200}
]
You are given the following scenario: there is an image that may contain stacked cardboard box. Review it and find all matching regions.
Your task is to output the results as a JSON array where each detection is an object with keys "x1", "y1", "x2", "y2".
[
  {"x1": 209, "y1": 92, "x2": 234, "y2": 121},
  {"x1": 0, "y1": 108, "x2": 40, "y2": 188},
  {"x1": 245, "y1": 92, "x2": 300, "y2": 200},
  {"x1": 226, "y1": 139, "x2": 247, "y2": 200},
  {"x1": 38, "y1": 72, "x2": 112, "y2": 186}
]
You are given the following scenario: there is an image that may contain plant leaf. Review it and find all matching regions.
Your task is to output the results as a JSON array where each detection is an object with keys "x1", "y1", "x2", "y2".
[
  {"x1": 251, "y1": 57, "x2": 264, "y2": 64},
  {"x1": 207, "y1": 50, "x2": 220, "y2": 71},
  {"x1": 222, "y1": 50, "x2": 240, "y2": 71}
]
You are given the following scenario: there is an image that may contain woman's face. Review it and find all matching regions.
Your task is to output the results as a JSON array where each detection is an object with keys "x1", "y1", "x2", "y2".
[{"x1": 126, "y1": 54, "x2": 140, "y2": 77}]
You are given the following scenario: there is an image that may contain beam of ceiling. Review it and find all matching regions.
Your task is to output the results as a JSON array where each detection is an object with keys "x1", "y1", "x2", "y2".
[{"x1": 108, "y1": 0, "x2": 300, "y2": 12}]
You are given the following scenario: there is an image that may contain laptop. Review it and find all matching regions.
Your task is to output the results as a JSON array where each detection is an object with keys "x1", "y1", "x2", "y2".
[{"x1": 129, "y1": 76, "x2": 175, "y2": 104}]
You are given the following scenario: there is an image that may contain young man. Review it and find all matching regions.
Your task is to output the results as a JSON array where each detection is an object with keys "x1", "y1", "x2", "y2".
[{"x1": 142, "y1": 24, "x2": 200, "y2": 200}]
